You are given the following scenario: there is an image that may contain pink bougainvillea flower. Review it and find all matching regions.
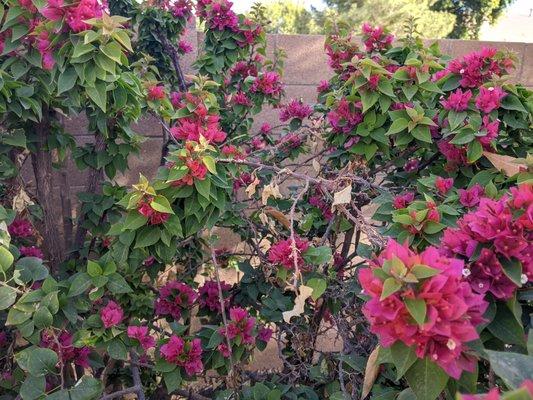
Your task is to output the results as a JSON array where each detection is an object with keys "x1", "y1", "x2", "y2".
[
  {"x1": 458, "y1": 184, "x2": 485, "y2": 208},
  {"x1": 393, "y1": 192, "x2": 415, "y2": 209},
  {"x1": 8, "y1": 218, "x2": 33, "y2": 238},
  {"x1": 147, "y1": 85, "x2": 166, "y2": 101},
  {"x1": 19, "y1": 246, "x2": 44, "y2": 259},
  {"x1": 160, "y1": 336, "x2": 203, "y2": 375},
  {"x1": 41, "y1": 330, "x2": 91, "y2": 368},
  {"x1": 100, "y1": 300, "x2": 124, "y2": 328},
  {"x1": 478, "y1": 116, "x2": 500, "y2": 149},
  {"x1": 475, "y1": 86, "x2": 506, "y2": 114},
  {"x1": 127, "y1": 326, "x2": 155, "y2": 350},
  {"x1": 257, "y1": 326, "x2": 273, "y2": 342},
  {"x1": 317, "y1": 80, "x2": 330, "y2": 93},
  {"x1": 219, "y1": 307, "x2": 256, "y2": 345},
  {"x1": 155, "y1": 281, "x2": 198, "y2": 320},
  {"x1": 198, "y1": 280, "x2": 232, "y2": 312},
  {"x1": 279, "y1": 99, "x2": 313, "y2": 122},
  {"x1": 250, "y1": 71, "x2": 283, "y2": 97},
  {"x1": 359, "y1": 240, "x2": 487, "y2": 379},
  {"x1": 268, "y1": 237, "x2": 310, "y2": 270},
  {"x1": 435, "y1": 177, "x2": 454, "y2": 195},
  {"x1": 441, "y1": 88, "x2": 472, "y2": 112}
]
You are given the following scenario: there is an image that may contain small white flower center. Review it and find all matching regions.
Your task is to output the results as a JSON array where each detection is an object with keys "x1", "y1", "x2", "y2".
[
  {"x1": 447, "y1": 339, "x2": 457, "y2": 350},
  {"x1": 462, "y1": 268, "x2": 471, "y2": 277},
  {"x1": 521, "y1": 274, "x2": 528, "y2": 285}
]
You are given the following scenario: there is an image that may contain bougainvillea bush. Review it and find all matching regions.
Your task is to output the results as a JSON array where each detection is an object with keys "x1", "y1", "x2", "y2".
[{"x1": 0, "y1": 0, "x2": 532, "y2": 399}]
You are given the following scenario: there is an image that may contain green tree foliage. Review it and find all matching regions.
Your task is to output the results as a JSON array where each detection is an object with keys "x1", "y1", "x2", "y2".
[
  {"x1": 432, "y1": 0, "x2": 516, "y2": 39},
  {"x1": 250, "y1": 0, "x2": 318, "y2": 34},
  {"x1": 328, "y1": 0, "x2": 457, "y2": 39}
]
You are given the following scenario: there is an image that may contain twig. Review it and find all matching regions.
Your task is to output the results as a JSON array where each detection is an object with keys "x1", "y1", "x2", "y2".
[
  {"x1": 130, "y1": 352, "x2": 146, "y2": 400},
  {"x1": 289, "y1": 180, "x2": 310, "y2": 288}
]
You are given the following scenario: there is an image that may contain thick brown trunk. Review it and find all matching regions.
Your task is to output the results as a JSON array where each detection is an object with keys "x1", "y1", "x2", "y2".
[
  {"x1": 31, "y1": 116, "x2": 64, "y2": 269},
  {"x1": 72, "y1": 133, "x2": 106, "y2": 252}
]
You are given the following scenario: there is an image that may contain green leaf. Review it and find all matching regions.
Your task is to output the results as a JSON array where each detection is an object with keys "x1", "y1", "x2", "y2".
[
  {"x1": 0, "y1": 246, "x2": 14, "y2": 271},
  {"x1": 390, "y1": 342, "x2": 417, "y2": 380},
  {"x1": 155, "y1": 356, "x2": 177, "y2": 372},
  {"x1": 16, "y1": 347, "x2": 58, "y2": 376},
  {"x1": 405, "y1": 358, "x2": 449, "y2": 400},
  {"x1": 500, "y1": 258, "x2": 523, "y2": 286},
  {"x1": 386, "y1": 118, "x2": 408, "y2": 136},
  {"x1": 123, "y1": 211, "x2": 148, "y2": 230},
  {"x1": 72, "y1": 42, "x2": 95, "y2": 58},
  {"x1": 411, "y1": 125, "x2": 432, "y2": 143},
  {"x1": 423, "y1": 221, "x2": 446, "y2": 235},
  {"x1": 404, "y1": 298, "x2": 426, "y2": 325},
  {"x1": 361, "y1": 90, "x2": 379, "y2": 112},
  {"x1": 303, "y1": 246, "x2": 332, "y2": 265},
  {"x1": 58, "y1": 67, "x2": 77, "y2": 95},
  {"x1": 107, "y1": 273, "x2": 132, "y2": 294},
  {"x1": 448, "y1": 111, "x2": 467, "y2": 131},
  {"x1": 306, "y1": 278, "x2": 327, "y2": 301},
  {"x1": 402, "y1": 84, "x2": 418, "y2": 100},
  {"x1": 1, "y1": 130, "x2": 26, "y2": 148},
  {"x1": 467, "y1": 140, "x2": 483, "y2": 163},
  {"x1": 86, "y1": 81, "x2": 107, "y2": 112},
  {"x1": 151, "y1": 195, "x2": 174, "y2": 214},
  {"x1": 0, "y1": 285, "x2": 17, "y2": 310},
  {"x1": 194, "y1": 178, "x2": 211, "y2": 199},
  {"x1": 20, "y1": 375, "x2": 45, "y2": 400},
  {"x1": 163, "y1": 369, "x2": 182, "y2": 393},
  {"x1": 487, "y1": 302, "x2": 526, "y2": 347},
  {"x1": 100, "y1": 42, "x2": 123, "y2": 64},
  {"x1": 450, "y1": 129, "x2": 475, "y2": 145},
  {"x1": 87, "y1": 260, "x2": 102, "y2": 277},
  {"x1": 33, "y1": 306, "x2": 53, "y2": 329},
  {"x1": 501, "y1": 94, "x2": 527, "y2": 113},
  {"x1": 486, "y1": 351, "x2": 533, "y2": 389},
  {"x1": 380, "y1": 277, "x2": 402, "y2": 300},
  {"x1": 202, "y1": 156, "x2": 217, "y2": 175},
  {"x1": 134, "y1": 227, "x2": 161, "y2": 248},
  {"x1": 410, "y1": 264, "x2": 440, "y2": 279},
  {"x1": 68, "y1": 272, "x2": 92, "y2": 297},
  {"x1": 69, "y1": 376, "x2": 103, "y2": 400},
  {"x1": 107, "y1": 339, "x2": 128, "y2": 360},
  {"x1": 6, "y1": 308, "x2": 31, "y2": 325}
]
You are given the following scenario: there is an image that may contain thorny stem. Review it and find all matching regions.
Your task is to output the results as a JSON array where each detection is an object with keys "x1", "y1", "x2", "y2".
[{"x1": 289, "y1": 180, "x2": 310, "y2": 288}]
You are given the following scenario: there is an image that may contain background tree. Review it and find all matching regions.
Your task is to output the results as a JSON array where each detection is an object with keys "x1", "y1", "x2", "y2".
[
  {"x1": 249, "y1": 0, "x2": 318, "y2": 34},
  {"x1": 432, "y1": 0, "x2": 517, "y2": 39}
]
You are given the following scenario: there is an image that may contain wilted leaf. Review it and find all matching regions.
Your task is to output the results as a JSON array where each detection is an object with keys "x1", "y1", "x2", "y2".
[
  {"x1": 332, "y1": 185, "x2": 352, "y2": 208},
  {"x1": 12, "y1": 189, "x2": 34, "y2": 213},
  {"x1": 361, "y1": 346, "x2": 381, "y2": 399},
  {"x1": 282, "y1": 285, "x2": 313, "y2": 323},
  {"x1": 261, "y1": 182, "x2": 282, "y2": 205},
  {"x1": 264, "y1": 207, "x2": 290, "y2": 229},
  {"x1": 245, "y1": 176, "x2": 260, "y2": 197},
  {"x1": 483, "y1": 152, "x2": 527, "y2": 177}
]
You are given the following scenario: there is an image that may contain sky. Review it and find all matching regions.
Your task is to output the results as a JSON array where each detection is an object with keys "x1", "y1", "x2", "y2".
[{"x1": 232, "y1": 0, "x2": 531, "y2": 16}]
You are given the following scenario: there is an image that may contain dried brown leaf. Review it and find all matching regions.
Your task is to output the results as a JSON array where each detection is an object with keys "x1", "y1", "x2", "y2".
[
  {"x1": 264, "y1": 207, "x2": 291, "y2": 229},
  {"x1": 483, "y1": 151, "x2": 527, "y2": 177},
  {"x1": 261, "y1": 183, "x2": 282, "y2": 205},
  {"x1": 361, "y1": 345, "x2": 381, "y2": 399},
  {"x1": 332, "y1": 184, "x2": 352, "y2": 208},
  {"x1": 245, "y1": 176, "x2": 260, "y2": 198},
  {"x1": 282, "y1": 285, "x2": 313, "y2": 323}
]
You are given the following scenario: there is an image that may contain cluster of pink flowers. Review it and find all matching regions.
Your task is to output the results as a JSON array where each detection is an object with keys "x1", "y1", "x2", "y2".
[
  {"x1": 325, "y1": 34, "x2": 360, "y2": 73},
  {"x1": 401, "y1": 201, "x2": 441, "y2": 235},
  {"x1": 137, "y1": 197, "x2": 170, "y2": 225},
  {"x1": 147, "y1": 85, "x2": 166, "y2": 101},
  {"x1": 393, "y1": 192, "x2": 415, "y2": 209},
  {"x1": 268, "y1": 237, "x2": 310, "y2": 270},
  {"x1": 198, "y1": 280, "x2": 232, "y2": 312},
  {"x1": 404, "y1": 159, "x2": 419, "y2": 173},
  {"x1": 170, "y1": 93, "x2": 227, "y2": 144},
  {"x1": 233, "y1": 172, "x2": 254, "y2": 191},
  {"x1": 458, "y1": 184, "x2": 485, "y2": 208},
  {"x1": 317, "y1": 80, "x2": 330, "y2": 93},
  {"x1": 277, "y1": 133, "x2": 304, "y2": 151},
  {"x1": 435, "y1": 177, "x2": 454, "y2": 195},
  {"x1": 41, "y1": 0, "x2": 104, "y2": 33},
  {"x1": 155, "y1": 281, "x2": 198, "y2": 320},
  {"x1": 217, "y1": 307, "x2": 264, "y2": 357},
  {"x1": 475, "y1": 86, "x2": 506, "y2": 114},
  {"x1": 308, "y1": 187, "x2": 333, "y2": 220},
  {"x1": 250, "y1": 71, "x2": 283, "y2": 97},
  {"x1": 447, "y1": 47, "x2": 514, "y2": 88},
  {"x1": 8, "y1": 218, "x2": 33, "y2": 238},
  {"x1": 41, "y1": 330, "x2": 91, "y2": 368},
  {"x1": 127, "y1": 326, "x2": 155, "y2": 350},
  {"x1": 441, "y1": 184, "x2": 533, "y2": 300},
  {"x1": 441, "y1": 88, "x2": 472, "y2": 112},
  {"x1": 178, "y1": 40, "x2": 193, "y2": 54},
  {"x1": 479, "y1": 116, "x2": 500, "y2": 149},
  {"x1": 327, "y1": 98, "x2": 363, "y2": 134},
  {"x1": 160, "y1": 336, "x2": 203, "y2": 375},
  {"x1": 19, "y1": 246, "x2": 44, "y2": 259},
  {"x1": 279, "y1": 99, "x2": 313, "y2": 122},
  {"x1": 231, "y1": 91, "x2": 252, "y2": 106},
  {"x1": 100, "y1": 300, "x2": 124, "y2": 328},
  {"x1": 171, "y1": 0, "x2": 193, "y2": 18},
  {"x1": 438, "y1": 139, "x2": 467, "y2": 170},
  {"x1": 359, "y1": 240, "x2": 488, "y2": 379},
  {"x1": 361, "y1": 23, "x2": 394, "y2": 53},
  {"x1": 197, "y1": 0, "x2": 238, "y2": 31}
]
